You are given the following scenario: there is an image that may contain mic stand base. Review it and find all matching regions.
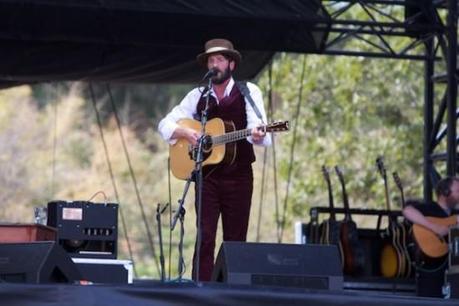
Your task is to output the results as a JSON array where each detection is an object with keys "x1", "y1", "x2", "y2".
[
  {"x1": 170, "y1": 171, "x2": 195, "y2": 281},
  {"x1": 177, "y1": 206, "x2": 186, "y2": 281}
]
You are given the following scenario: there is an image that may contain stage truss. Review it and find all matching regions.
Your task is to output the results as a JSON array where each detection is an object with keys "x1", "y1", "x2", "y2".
[{"x1": 315, "y1": 0, "x2": 457, "y2": 202}]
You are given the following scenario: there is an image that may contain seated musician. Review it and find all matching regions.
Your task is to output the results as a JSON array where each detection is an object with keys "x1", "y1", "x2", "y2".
[{"x1": 403, "y1": 176, "x2": 459, "y2": 297}]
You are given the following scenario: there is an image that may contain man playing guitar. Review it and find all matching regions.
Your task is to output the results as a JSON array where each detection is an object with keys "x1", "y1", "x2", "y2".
[
  {"x1": 158, "y1": 38, "x2": 271, "y2": 281},
  {"x1": 403, "y1": 177, "x2": 459, "y2": 297}
]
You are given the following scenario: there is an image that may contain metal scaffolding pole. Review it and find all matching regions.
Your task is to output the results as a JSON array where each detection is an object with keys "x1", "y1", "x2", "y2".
[
  {"x1": 446, "y1": 0, "x2": 458, "y2": 176},
  {"x1": 424, "y1": 37, "x2": 434, "y2": 204}
]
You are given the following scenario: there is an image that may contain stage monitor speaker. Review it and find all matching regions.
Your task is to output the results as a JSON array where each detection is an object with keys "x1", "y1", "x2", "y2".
[
  {"x1": 0, "y1": 241, "x2": 81, "y2": 283},
  {"x1": 211, "y1": 242, "x2": 343, "y2": 290}
]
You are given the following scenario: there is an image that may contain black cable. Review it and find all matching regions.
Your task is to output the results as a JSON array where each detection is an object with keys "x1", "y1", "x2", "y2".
[
  {"x1": 256, "y1": 148, "x2": 268, "y2": 243},
  {"x1": 256, "y1": 61, "x2": 273, "y2": 242},
  {"x1": 265, "y1": 61, "x2": 281, "y2": 243},
  {"x1": 88, "y1": 83, "x2": 138, "y2": 277},
  {"x1": 279, "y1": 55, "x2": 307, "y2": 242},
  {"x1": 105, "y1": 83, "x2": 160, "y2": 276},
  {"x1": 272, "y1": 136, "x2": 280, "y2": 242},
  {"x1": 51, "y1": 83, "x2": 58, "y2": 197},
  {"x1": 168, "y1": 157, "x2": 172, "y2": 280}
]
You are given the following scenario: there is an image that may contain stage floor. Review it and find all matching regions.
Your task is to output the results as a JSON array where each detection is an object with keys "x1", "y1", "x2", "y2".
[{"x1": 0, "y1": 281, "x2": 457, "y2": 306}]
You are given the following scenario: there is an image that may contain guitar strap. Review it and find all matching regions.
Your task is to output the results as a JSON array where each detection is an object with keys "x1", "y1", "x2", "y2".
[{"x1": 235, "y1": 81, "x2": 265, "y2": 124}]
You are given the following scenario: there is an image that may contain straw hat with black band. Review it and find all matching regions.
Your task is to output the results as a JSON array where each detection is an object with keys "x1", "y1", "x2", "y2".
[{"x1": 196, "y1": 38, "x2": 242, "y2": 67}]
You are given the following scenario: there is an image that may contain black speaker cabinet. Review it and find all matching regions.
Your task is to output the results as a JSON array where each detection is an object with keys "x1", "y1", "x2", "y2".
[
  {"x1": 47, "y1": 201, "x2": 118, "y2": 259},
  {"x1": 212, "y1": 242, "x2": 343, "y2": 290},
  {"x1": 0, "y1": 241, "x2": 81, "y2": 283}
]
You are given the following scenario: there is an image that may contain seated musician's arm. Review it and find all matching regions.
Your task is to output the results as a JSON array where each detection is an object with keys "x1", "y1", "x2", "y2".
[{"x1": 403, "y1": 205, "x2": 449, "y2": 236}]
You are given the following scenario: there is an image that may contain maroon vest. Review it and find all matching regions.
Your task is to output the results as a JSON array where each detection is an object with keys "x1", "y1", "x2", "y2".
[{"x1": 195, "y1": 84, "x2": 256, "y2": 176}]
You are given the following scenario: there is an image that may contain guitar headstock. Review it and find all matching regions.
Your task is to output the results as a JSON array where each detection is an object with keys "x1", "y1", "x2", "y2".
[
  {"x1": 376, "y1": 156, "x2": 387, "y2": 179},
  {"x1": 265, "y1": 121, "x2": 289, "y2": 132}
]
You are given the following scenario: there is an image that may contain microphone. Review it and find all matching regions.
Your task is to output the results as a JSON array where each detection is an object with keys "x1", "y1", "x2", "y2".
[{"x1": 202, "y1": 68, "x2": 218, "y2": 80}]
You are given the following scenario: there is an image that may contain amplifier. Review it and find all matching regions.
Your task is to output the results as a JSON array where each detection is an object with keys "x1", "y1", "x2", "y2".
[{"x1": 47, "y1": 201, "x2": 118, "y2": 259}]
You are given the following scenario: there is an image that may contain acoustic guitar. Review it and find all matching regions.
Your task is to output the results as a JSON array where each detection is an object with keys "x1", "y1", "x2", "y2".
[
  {"x1": 335, "y1": 166, "x2": 366, "y2": 275},
  {"x1": 376, "y1": 157, "x2": 407, "y2": 278},
  {"x1": 412, "y1": 215, "x2": 457, "y2": 258},
  {"x1": 320, "y1": 166, "x2": 344, "y2": 267},
  {"x1": 169, "y1": 118, "x2": 289, "y2": 180}
]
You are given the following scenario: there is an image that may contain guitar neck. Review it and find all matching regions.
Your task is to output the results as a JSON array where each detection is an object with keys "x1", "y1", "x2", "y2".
[
  {"x1": 212, "y1": 128, "x2": 253, "y2": 146},
  {"x1": 376, "y1": 158, "x2": 392, "y2": 212},
  {"x1": 342, "y1": 188, "x2": 352, "y2": 221},
  {"x1": 383, "y1": 177, "x2": 391, "y2": 212},
  {"x1": 322, "y1": 166, "x2": 336, "y2": 221},
  {"x1": 328, "y1": 188, "x2": 336, "y2": 221},
  {"x1": 335, "y1": 166, "x2": 352, "y2": 221},
  {"x1": 396, "y1": 184, "x2": 406, "y2": 209},
  {"x1": 393, "y1": 172, "x2": 406, "y2": 208}
]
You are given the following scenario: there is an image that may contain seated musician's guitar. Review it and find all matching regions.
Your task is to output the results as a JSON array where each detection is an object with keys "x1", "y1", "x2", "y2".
[
  {"x1": 169, "y1": 118, "x2": 289, "y2": 180},
  {"x1": 412, "y1": 215, "x2": 457, "y2": 258}
]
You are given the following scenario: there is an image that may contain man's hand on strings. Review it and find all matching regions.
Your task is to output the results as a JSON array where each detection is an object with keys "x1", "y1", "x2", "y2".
[{"x1": 173, "y1": 127, "x2": 201, "y2": 146}]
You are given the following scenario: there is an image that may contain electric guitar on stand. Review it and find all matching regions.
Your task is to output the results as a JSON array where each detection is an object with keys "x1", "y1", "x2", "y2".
[
  {"x1": 376, "y1": 157, "x2": 407, "y2": 278},
  {"x1": 319, "y1": 166, "x2": 344, "y2": 267},
  {"x1": 169, "y1": 118, "x2": 289, "y2": 180},
  {"x1": 335, "y1": 166, "x2": 365, "y2": 276}
]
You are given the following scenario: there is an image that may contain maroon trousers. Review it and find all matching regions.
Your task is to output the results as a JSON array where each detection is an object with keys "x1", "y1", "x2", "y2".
[{"x1": 192, "y1": 166, "x2": 253, "y2": 281}]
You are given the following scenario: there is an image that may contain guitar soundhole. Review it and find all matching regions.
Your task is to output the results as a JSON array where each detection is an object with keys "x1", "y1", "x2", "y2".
[
  {"x1": 202, "y1": 135, "x2": 213, "y2": 153},
  {"x1": 188, "y1": 135, "x2": 213, "y2": 161}
]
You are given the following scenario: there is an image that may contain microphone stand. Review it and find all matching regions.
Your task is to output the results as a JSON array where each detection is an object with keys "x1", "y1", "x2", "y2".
[
  {"x1": 170, "y1": 74, "x2": 213, "y2": 282},
  {"x1": 193, "y1": 76, "x2": 213, "y2": 282}
]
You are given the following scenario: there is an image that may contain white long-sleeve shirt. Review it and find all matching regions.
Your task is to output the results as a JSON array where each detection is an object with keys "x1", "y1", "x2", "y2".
[{"x1": 158, "y1": 78, "x2": 272, "y2": 146}]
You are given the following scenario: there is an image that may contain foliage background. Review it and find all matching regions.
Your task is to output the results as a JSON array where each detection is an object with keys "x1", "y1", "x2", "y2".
[{"x1": 0, "y1": 49, "x2": 435, "y2": 278}]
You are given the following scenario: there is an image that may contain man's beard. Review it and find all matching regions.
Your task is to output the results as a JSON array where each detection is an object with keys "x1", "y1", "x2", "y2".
[{"x1": 211, "y1": 67, "x2": 232, "y2": 85}]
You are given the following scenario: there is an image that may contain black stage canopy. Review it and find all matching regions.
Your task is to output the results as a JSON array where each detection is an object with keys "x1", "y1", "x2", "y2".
[{"x1": 0, "y1": 0, "x2": 330, "y2": 87}]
